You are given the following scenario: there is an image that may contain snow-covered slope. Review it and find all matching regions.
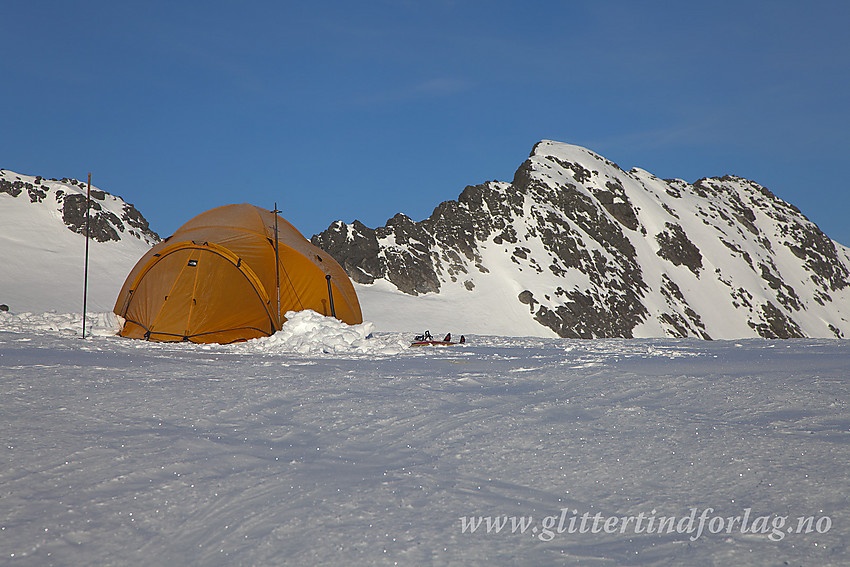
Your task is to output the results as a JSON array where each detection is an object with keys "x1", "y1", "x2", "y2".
[
  {"x1": 0, "y1": 170, "x2": 159, "y2": 313},
  {"x1": 314, "y1": 140, "x2": 850, "y2": 339},
  {"x1": 2, "y1": 325, "x2": 849, "y2": 566}
]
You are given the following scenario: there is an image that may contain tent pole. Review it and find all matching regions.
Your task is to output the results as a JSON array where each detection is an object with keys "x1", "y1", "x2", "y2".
[
  {"x1": 272, "y1": 203, "x2": 281, "y2": 330},
  {"x1": 82, "y1": 173, "x2": 91, "y2": 339},
  {"x1": 325, "y1": 274, "x2": 336, "y2": 318}
]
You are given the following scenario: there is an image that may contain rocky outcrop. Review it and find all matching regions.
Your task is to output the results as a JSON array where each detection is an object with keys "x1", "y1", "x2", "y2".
[{"x1": 1, "y1": 170, "x2": 160, "y2": 245}]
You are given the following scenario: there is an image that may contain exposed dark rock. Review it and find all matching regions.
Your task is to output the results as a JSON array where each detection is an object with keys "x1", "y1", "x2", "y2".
[
  {"x1": 657, "y1": 274, "x2": 711, "y2": 339},
  {"x1": 593, "y1": 179, "x2": 641, "y2": 231},
  {"x1": 28, "y1": 184, "x2": 47, "y2": 203},
  {"x1": 656, "y1": 222, "x2": 702, "y2": 276},
  {"x1": 0, "y1": 178, "x2": 23, "y2": 197},
  {"x1": 518, "y1": 290, "x2": 536, "y2": 306},
  {"x1": 62, "y1": 194, "x2": 122, "y2": 242},
  {"x1": 781, "y1": 222, "x2": 849, "y2": 292},
  {"x1": 533, "y1": 288, "x2": 647, "y2": 339},
  {"x1": 719, "y1": 238, "x2": 753, "y2": 269},
  {"x1": 759, "y1": 261, "x2": 802, "y2": 311},
  {"x1": 731, "y1": 287, "x2": 754, "y2": 310},
  {"x1": 544, "y1": 155, "x2": 593, "y2": 184},
  {"x1": 121, "y1": 203, "x2": 160, "y2": 242},
  {"x1": 311, "y1": 221, "x2": 383, "y2": 285},
  {"x1": 311, "y1": 218, "x2": 440, "y2": 295},
  {"x1": 748, "y1": 302, "x2": 804, "y2": 339}
]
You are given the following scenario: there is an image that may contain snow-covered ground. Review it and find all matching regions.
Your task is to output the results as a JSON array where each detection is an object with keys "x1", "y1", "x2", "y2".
[
  {"x1": 2, "y1": 312, "x2": 849, "y2": 566},
  {"x1": 354, "y1": 279, "x2": 557, "y2": 338}
]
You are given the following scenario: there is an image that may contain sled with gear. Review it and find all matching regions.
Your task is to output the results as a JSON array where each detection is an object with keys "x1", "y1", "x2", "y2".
[{"x1": 411, "y1": 331, "x2": 465, "y2": 347}]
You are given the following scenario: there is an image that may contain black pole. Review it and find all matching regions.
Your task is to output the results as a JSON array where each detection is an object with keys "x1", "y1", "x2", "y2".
[
  {"x1": 272, "y1": 203, "x2": 281, "y2": 329},
  {"x1": 82, "y1": 173, "x2": 91, "y2": 339},
  {"x1": 325, "y1": 274, "x2": 336, "y2": 318}
]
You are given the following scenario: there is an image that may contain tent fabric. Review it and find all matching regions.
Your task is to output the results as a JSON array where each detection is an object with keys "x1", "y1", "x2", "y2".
[{"x1": 114, "y1": 204, "x2": 362, "y2": 343}]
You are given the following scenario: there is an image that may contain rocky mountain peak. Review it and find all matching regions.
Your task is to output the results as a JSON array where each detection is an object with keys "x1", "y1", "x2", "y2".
[
  {"x1": 0, "y1": 169, "x2": 162, "y2": 313},
  {"x1": 1, "y1": 170, "x2": 160, "y2": 245},
  {"x1": 312, "y1": 140, "x2": 850, "y2": 339}
]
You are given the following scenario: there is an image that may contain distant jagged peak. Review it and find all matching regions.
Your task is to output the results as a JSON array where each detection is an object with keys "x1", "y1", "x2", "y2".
[{"x1": 0, "y1": 169, "x2": 160, "y2": 246}]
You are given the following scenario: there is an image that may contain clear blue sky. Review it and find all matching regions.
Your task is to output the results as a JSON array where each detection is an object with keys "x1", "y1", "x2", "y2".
[{"x1": 3, "y1": 0, "x2": 849, "y2": 245}]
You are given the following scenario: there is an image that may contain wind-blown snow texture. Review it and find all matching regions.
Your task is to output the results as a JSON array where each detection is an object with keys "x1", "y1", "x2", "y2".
[
  {"x1": 313, "y1": 140, "x2": 850, "y2": 340},
  {"x1": 1, "y1": 316, "x2": 849, "y2": 566},
  {"x1": 0, "y1": 170, "x2": 159, "y2": 314}
]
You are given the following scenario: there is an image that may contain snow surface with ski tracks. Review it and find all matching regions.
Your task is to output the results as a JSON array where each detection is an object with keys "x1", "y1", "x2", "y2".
[{"x1": 1, "y1": 311, "x2": 849, "y2": 566}]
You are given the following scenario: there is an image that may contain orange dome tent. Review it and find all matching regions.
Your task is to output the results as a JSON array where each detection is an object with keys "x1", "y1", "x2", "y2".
[{"x1": 113, "y1": 204, "x2": 362, "y2": 343}]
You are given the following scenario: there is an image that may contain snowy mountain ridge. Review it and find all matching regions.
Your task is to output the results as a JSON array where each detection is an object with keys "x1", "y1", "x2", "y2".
[
  {"x1": 3, "y1": 141, "x2": 849, "y2": 340},
  {"x1": 313, "y1": 140, "x2": 850, "y2": 339},
  {"x1": 0, "y1": 169, "x2": 159, "y2": 313}
]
